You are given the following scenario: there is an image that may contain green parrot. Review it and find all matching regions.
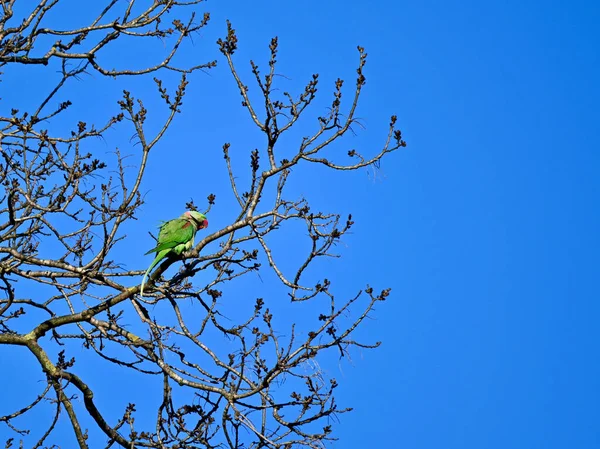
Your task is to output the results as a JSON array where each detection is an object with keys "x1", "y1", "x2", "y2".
[{"x1": 140, "y1": 210, "x2": 209, "y2": 297}]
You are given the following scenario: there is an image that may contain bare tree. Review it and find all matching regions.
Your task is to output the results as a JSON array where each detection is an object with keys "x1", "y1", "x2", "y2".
[{"x1": 0, "y1": 2, "x2": 406, "y2": 448}]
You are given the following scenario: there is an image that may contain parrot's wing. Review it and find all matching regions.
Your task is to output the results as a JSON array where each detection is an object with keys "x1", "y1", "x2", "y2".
[{"x1": 144, "y1": 218, "x2": 195, "y2": 255}]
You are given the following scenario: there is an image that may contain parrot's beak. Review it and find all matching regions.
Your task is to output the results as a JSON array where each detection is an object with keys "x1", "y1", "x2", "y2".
[{"x1": 201, "y1": 219, "x2": 209, "y2": 229}]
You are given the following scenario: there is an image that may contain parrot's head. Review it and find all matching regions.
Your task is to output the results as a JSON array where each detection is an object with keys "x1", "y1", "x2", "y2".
[{"x1": 184, "y1": 211, "x2": 209, "y2": 230}]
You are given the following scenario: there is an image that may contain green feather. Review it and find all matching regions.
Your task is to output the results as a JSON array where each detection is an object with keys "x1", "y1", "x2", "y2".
[
  {"x1": 140, "y1": 211, "x2": 208, "y2": 297},
  {"x1": 140, "y1": 249, "x2": 171, "y2": 297}
]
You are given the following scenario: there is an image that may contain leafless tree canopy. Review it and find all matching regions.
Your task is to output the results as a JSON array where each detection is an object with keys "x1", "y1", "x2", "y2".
[{"x1": 0, "y1": 1, "x2": 406, "y2": 448}]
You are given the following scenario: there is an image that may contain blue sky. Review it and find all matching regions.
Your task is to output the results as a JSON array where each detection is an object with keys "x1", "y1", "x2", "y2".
[{"x1": 2, "y1": 0, "x2": 600, "y2": 448}]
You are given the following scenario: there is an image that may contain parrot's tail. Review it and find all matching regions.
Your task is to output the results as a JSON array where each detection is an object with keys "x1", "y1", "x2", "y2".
[
  {"x1": 140, "y1": 253, "x2": 163, "y2": 297},
  {"x1": 140, "y1": 268, "x2": 151, "y2": 298}
]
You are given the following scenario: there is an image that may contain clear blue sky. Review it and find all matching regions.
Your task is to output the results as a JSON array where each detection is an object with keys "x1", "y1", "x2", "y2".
[{"x1": 2, "y1": 0, "x2": 600, "y2": 448}]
